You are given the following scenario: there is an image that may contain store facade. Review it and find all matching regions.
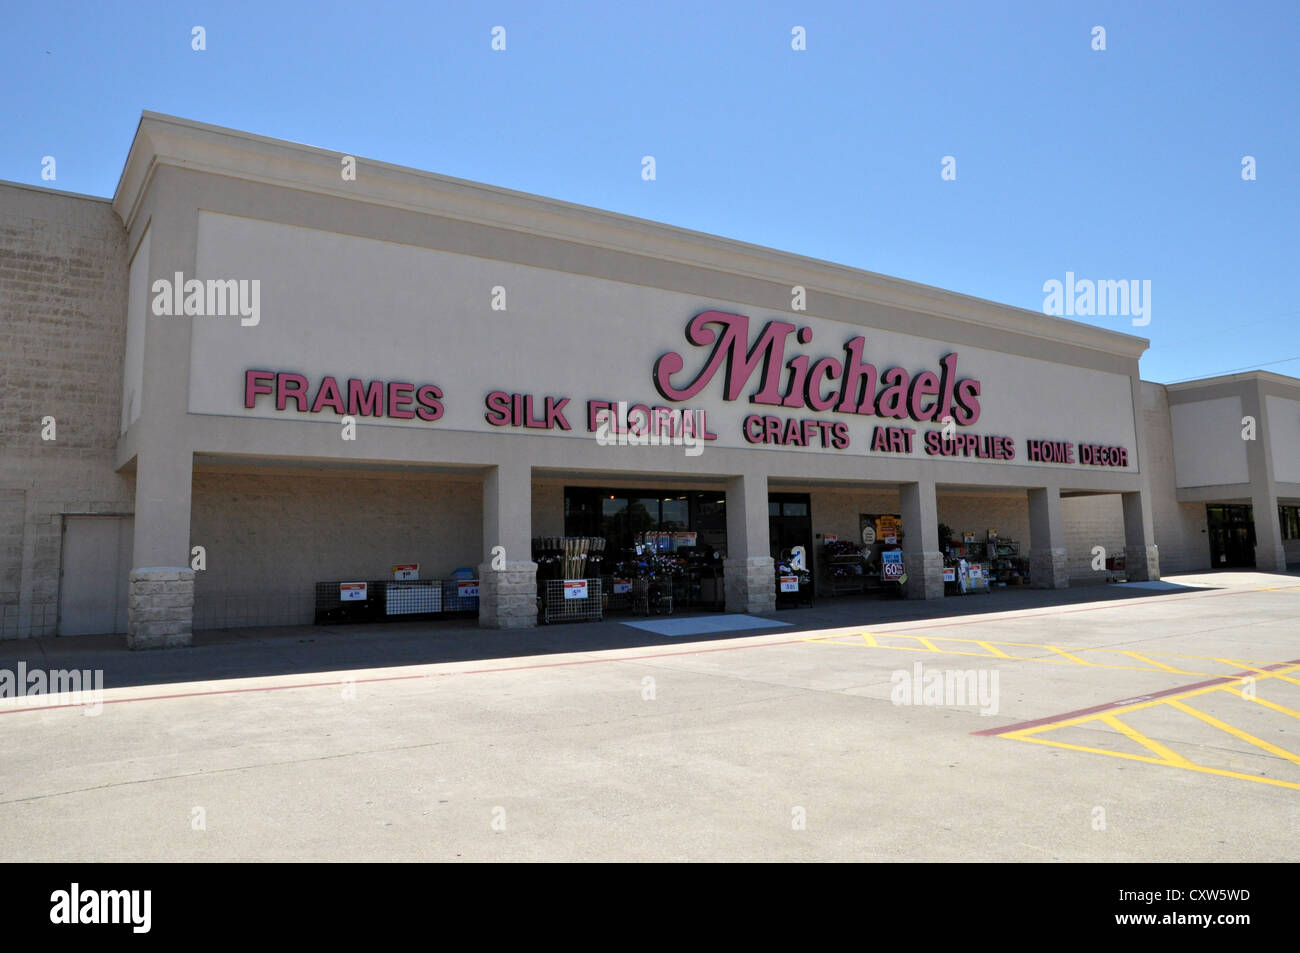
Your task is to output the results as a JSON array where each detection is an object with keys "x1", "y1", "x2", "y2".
[{"x1": 14, "y1": 112, "x2": 1270, "y2": 647}]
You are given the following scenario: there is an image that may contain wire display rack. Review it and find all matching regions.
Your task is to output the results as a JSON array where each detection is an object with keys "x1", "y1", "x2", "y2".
[
  {"x1": 440, "y1": 579, "x2": 480, "y2": 612},
  {"x1": 542, "y1": 578, "x2": 603, "y2": 624},
  {"x1": 631, "y1": 577, "x2": 673, "y2": 615},
  {"x1": 313, "y1": 578, "x2": 477, "y2": 624},
  {"x1": 601, "y1": 576, "x2": 635, "y2": 613}
]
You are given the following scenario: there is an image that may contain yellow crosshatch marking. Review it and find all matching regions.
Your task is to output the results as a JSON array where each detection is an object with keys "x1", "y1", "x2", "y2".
[
  {"x1": 998, "y1": 664, "x2": 1300, "y2": 790},
  {"x1": 801, "y1": 632, "x2": 1274, "y2": 678},
  {"x1": 801, "y1": 629, "x2": 1300, "y2": 789}
]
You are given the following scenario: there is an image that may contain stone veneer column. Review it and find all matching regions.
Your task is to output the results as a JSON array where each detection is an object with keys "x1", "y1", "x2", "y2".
[
  {"x1": 128, "y1": 446, "x2": 194, "y2": 648},
  {"x1": 899, "y1": 479, "x2": 944, "y2": 599},
  {"x1": 1121, "y1": 491, "x2": 1161, "y2": 581},
  {"x1": 127, "y1": 568, "x2": 195, "y2": 649},
  {"x1": 723, "y1": 472, "x2": 775, "y2": 614},
  {"x1": 1028, "y1": 487, "x2": 1069, "y2": 588},
  {"x1": 478, "y1": 461, "x2": 537, "y2": 629}
]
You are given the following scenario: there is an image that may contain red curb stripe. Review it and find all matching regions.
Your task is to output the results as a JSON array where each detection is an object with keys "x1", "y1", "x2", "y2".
[{"x1": 972, "y1": 657, "x2": 1300, "y2": 736}]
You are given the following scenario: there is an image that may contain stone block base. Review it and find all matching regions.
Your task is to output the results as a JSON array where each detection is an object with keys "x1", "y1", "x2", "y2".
[
  {"x1": 1124, "y1": 545, "x2": 1161, "y2": 582},
  {"x1": 902, "y1": 551, "x2": 945, "y2": 600},
  {"x1": 1030, "y1": 549, "x2": 1069, "y2": 589},
  {"x1": 724, "y1": 557, "x2": 776, "y2": 614},
  {"x1": 478, "y1": 561, "x2": 538, "y2": 629},
  {"x1": 127, "y1": 567, "x2": 195, "y2": 649}
]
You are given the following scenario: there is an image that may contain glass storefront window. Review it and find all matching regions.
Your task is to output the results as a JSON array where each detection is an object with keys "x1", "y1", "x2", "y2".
[
  {"x1": 564, "y1": 488, "x2": 726, "y2": 554},
  {"x1": 661, "y1": 497, "x2": 689, "y2": 530},
  {"x1": 1280, "y1": 505, "x2": 1300, "y2": 541}
]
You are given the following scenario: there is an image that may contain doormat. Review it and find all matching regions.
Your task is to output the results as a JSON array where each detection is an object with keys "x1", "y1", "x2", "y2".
[
  {"x1": 1112, "y1": 580, "x2": 1208, "y2": 591},
  {"x1": 621, "y1": 615, "x2": 790, "y2": 637}
]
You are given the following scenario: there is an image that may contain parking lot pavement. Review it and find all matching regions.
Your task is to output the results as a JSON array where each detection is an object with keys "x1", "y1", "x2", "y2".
[{"x1": 0, "y1": 570, "x2": 1296, "y2": 861}]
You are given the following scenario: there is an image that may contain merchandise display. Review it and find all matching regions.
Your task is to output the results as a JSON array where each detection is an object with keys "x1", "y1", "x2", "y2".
[{"x1": 532, "y1": 536, "x2": 606, "y2": 623}]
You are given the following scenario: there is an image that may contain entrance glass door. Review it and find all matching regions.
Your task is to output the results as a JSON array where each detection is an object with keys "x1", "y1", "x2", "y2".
[
  {"x1": 770, "y1": 493, "x2": 813, "y2": 599},
  {"x1": 1206, "y1": 504, "x2": 1255, "y2": 568}
]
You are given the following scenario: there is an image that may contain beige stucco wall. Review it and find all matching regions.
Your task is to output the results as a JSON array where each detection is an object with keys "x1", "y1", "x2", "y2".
[
  {"x1": 1265, "y1": 395, "x2": 1300, "y2": 484},
  {"x1": 1143, "y1": 383, "x2": 1210, "y2": 572},
  {"x1": 1169, "y1": 396, "x2": 1250, "y2": 487},
  {"x1": 190, "y1": 468, "x2": 482, "y2": 628},
  {"x1": 0, "y1": 183, "x2": 132, "y2": 638},
  {"x1": 187, "y1": 209, "x2": 1142, "y2": 477}
]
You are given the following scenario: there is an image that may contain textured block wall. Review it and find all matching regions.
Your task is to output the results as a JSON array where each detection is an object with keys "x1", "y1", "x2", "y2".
[
  {"x1": 1060, "y1": 494, "x2": 1126, "y2": 580},
  {"x1": 188, "y1": 469, "x2": 483, "y2": 628},
  {"x1": 0, "y1": 183, "x2": 131, "y2": 638}
]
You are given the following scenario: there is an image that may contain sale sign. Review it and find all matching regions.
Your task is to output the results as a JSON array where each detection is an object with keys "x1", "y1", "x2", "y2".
[
  {"x1": 340, "y1": 582, "x2": 368, "y2": 601},
  {"x1": 563, "y1": 579, "x2": 589, "y2": 600}
]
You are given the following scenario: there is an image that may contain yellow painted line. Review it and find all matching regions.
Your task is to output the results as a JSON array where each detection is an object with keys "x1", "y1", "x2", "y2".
[
  {"x1": 1007, "y1": 733, "x2": 1300, "y2": 791},
  {"x1": 1099, "y1": 714, "x2": 1195, "y2": 767},
  {"x1": 1003, "y1": 730, "x2": 1171, "y2": 764},
  {"x1": 1047, "y1": 645, "x2": 1096, "y2": 665},
  {"x1": 800, "y1": 637, "x2": 1234, "y2": 675},
  {"x1": 1016, "y1": 663, "x2": 1300, "y2": 734},
  {"x1": 799, "y1": 635, "x2": 1294, "y2": 683},
  {"x1": 1215, "y1": 659, "x2": 1300, "y2": 686},
  {"x1": 1119, "y1": 651, "x2": 1186, "y2": 673},
  {"x1": 1241, "y1": 693, "x2": 1300, "y2": 722},
  {"x1": 1165, "y1": 699, "x2": 1300, "y2": 767}
]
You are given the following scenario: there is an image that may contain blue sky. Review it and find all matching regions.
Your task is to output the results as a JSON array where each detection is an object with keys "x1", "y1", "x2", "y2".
[{"x1": 3, "y1": 1, "x2": 1296, "y2": 383}]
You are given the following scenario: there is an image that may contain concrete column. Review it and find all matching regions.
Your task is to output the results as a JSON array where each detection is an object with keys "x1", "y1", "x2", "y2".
[
  {"x1": 478, "y1": 462, "x2": 537, "y2": 629},
  {"x1": 1121, "y1": 491, "x2": 1161, "y2": 581},
  {"x1": 1251, "y1": 487, "x2": 1287, "y2": 572},
  {"x1": 1244, "y1": 383, "x2": 1287, "y2": 571},
  {"x1": 1028, "y1": 487, "x2": 1069, "y2": 589},
  {"x1": 723, "y1": 472, "x2": 775, "y2": 614},
  {"x1": 899, "y1": 480, "x2": 943, "y2": 599},
  {"x1": 128, "y1": 445, "x2": 194, "y2": 649}
]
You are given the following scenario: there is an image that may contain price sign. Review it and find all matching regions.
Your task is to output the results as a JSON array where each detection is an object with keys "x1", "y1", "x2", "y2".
[
  {"x1": 779, "y1": 575, "x2": 799, "y2": 593},
  {"x1": 877, "y1": 516, "x2": 900, "y2": 544},
  {"x1": 613, "y1": 579, "x2": 632, "y2": 594},
  {"x1": 563, "y1": 579, "x2": 589, "y2": 600},
  {"x1": 943, "y1": 568, "x2": 956, "y2": 582},
  {"x1": 340, "y1": 582, "x2": 368, "y2": 601},
  {"x1": 457, "y1": 580, "x2": 479, "y2": 598},
  {"x1": 392, "y1": 564, "x2": 419, "y2": 581}
]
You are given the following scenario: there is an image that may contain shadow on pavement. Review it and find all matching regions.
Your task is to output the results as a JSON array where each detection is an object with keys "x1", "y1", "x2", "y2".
[{"x1": 0, "y1": 577, "x2": 1244, "y2": 694}]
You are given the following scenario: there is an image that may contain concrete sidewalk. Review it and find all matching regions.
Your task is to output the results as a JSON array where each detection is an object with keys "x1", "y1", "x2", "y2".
[{"x1": 0, "y1": 571, "x2": 1283, "y2": 692}]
